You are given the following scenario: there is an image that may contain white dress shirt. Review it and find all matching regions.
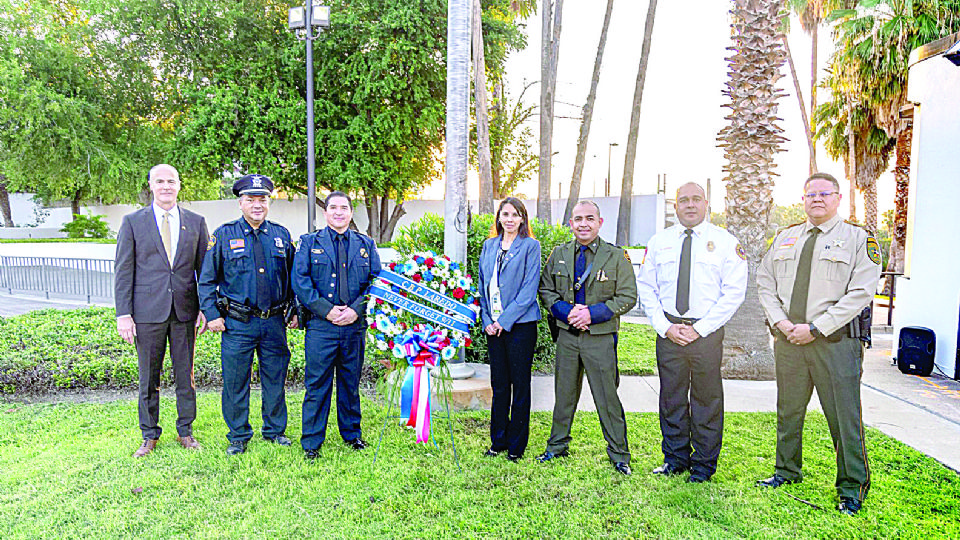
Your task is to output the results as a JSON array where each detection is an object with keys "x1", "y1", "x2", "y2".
[
  {"x1": 637, "y1": 221, "x2": 748, "y2": 338},
  {"x1": 152, "y1": 202, "x2": 181, "y2": 265}
]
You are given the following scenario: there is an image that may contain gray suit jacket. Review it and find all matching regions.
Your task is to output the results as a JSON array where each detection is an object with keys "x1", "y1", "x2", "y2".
[{"x1": 115, "y1": 205, "x2": 209, "y2": 323}]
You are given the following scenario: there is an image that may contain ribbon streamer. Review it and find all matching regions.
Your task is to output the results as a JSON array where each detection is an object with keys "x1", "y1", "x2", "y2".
[
  {"x1": 393, "y1": 328, "x2": 448, "y2": 443},
  {"x1": 370, "y1": 285, "x2": 471, "y2": 334}
]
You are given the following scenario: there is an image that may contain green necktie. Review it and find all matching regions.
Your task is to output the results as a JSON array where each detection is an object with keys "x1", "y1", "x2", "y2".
[{"x1": 788, "y1": 227, "x2": 821, "y2": 324}]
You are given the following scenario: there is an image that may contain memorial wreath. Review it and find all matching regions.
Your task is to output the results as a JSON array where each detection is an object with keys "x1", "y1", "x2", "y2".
[{"x1": 365, "y1": 251, "x2": 480, "y2": 443}]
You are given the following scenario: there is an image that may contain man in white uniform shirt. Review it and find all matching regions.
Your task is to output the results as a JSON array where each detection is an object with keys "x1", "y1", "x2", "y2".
[{"x1": 636, "y1": 182, "x2": 747, "y2": 482}]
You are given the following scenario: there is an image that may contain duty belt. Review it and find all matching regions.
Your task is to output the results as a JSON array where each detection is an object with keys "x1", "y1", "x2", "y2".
[
  {"x1": 217, "y1": 297, "x2": 287, "y2": 322},
  {"x1": 665, "y1": 313, "x2": 700, "y2": 326}
]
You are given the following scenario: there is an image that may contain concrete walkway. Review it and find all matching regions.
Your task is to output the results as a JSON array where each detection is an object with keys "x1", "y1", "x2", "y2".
[{"x1": 497, "y1": 321, "x2": 960, "y2": 473}]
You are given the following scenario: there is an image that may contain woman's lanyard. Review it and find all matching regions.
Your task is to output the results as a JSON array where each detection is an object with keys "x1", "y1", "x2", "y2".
[{"x1": 489, "y1": 243, "x2": 509, "y2": 321}]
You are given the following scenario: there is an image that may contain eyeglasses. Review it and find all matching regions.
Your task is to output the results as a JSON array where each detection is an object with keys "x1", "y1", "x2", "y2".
[{"x1": 803, "y1": 191, "x2": 838, "y2": 200}]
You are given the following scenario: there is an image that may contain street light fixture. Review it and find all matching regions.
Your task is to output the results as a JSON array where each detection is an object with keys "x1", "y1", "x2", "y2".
[
  {"x1": 606, "y1": 142, "x2": 619, "y2": 197},
  {"x1": 288, "y1": 2, "x2": 331, "y2": 233}
]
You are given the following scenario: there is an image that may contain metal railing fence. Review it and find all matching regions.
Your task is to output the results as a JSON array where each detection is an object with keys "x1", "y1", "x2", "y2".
[{"x1": 0, "y1": 256, "x2": 114, "y2": 303}]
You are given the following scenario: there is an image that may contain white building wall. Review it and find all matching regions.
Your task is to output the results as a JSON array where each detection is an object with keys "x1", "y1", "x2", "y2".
[{"x1": 896, "y1": 52, "x2": 960, "y2": 379}]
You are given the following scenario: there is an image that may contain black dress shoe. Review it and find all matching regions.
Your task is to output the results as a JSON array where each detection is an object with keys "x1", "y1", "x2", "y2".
[
  {"x1": 484, "y1": 448, "x2": 503, "y2": 458},
  {"x1": 226, "y1": 441, "x2": 247, "y2": 456},
  {"x1": 755, "y1": 473, "x2": 799, "y2": 488},
  {"x1": 346, "y1": 438, "x2": 368, "y2": 451},
  {"x1": 651, "y1": 462, "x2": 688, "y2": 476},
  {"x1": 838, "y1": 497, "x2": 862, "y2": 516},
  {"x1": 304, "y1": 448, "x2": 320, "y2": 460},
  {"x1": 613, "y1": 462, "x2": 632, "y2": 476},
  {"x1": 686, "y1": 474, "x2": 710, "y2": 483},
  {"x1": 265, "y1": 435, "x2": 293, "y2": 446},
  {"x1": 506, "y1": 453, "x2": 522, "y2": 462},
  {"x1": 535, "y1": 450, "x2": 569, "y2": 463}
]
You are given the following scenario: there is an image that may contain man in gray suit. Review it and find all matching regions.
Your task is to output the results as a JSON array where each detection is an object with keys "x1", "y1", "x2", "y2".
[{"x1": 115, "y1": 164, "x2": 209, "y2": 457}]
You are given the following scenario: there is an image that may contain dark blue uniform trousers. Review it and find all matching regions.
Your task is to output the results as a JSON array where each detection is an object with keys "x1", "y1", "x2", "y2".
[
  {"x1": 301, "y1": 323, "x2": 365, "y2": 450},
  {"x1": 221, "y1": 315, "x2": 290, "y2": 442}
]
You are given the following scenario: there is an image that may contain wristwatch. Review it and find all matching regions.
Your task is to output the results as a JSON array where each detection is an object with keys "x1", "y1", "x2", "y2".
[{"x1": 808, "y1": 323, "x2": 822, "y2": 339}]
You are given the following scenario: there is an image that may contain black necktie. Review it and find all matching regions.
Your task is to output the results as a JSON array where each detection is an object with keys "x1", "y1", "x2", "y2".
[
  {"x1": 788, "y1": 227, "x2": 821, "y2": 324},
  {"x1": 575, "y1": 245, "x2": 587, "y2": 305},
  {"x1": 676, "y1": 229, "x2": 693, "y2": 315},
  {"x1": 253, "y1": 229, "x2": 272, "y2": 311},
  {"x1": 336, "y1": 233, "x2": 349, "y2": 305}
]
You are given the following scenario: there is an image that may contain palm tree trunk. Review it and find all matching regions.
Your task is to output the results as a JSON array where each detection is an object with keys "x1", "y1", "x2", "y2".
[
  {"x1": 563, "y1": 0, "x2": 615, "y2": 224},
  {"x1": 538, "y1": 0, "x2": 564, "y2": 222},
  {"x1": 848, "y1": 129, "x2": 857, "y2": 222},
  {"x1": 809, "y1": 23, "x2": 818, "y2": 172},
  {"x1": 473, "y1": 0, "x2": 494, "y2": 214},
  {"x1": 862, "y1": 180, "x2": 877, "y2": 234},
  {"x1": 616, "y1": 0, "x2": 658, "y2": 246},
  {"x1": 782, "y1": 34, "x2": 817, "y2": 174},
  {"x1": 716, "y1": 0, "x2": 787, "y2": 380},
  {"x1": 890, "y1": 121, "x2": 911, "y2": 272}
]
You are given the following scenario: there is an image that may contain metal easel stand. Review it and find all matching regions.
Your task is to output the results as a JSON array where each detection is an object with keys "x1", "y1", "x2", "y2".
[{"x1": 372, "y1": 363, "x2": 461, "y2": 472}]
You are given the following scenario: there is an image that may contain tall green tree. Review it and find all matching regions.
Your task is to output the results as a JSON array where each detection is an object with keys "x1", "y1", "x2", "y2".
[
  {"x1": 0, "y1": 0, "x2": 167, "y2": 215},
  {"x1": 717, "y1": 0, "x2": 788, "y2": 380}
]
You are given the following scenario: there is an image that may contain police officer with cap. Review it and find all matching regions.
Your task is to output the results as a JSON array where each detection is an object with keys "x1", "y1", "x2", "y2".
[
  {"x1": 292, "y1": 191, "x2": 380, "y2": 459},
  {"x1": 198, "y1": 174, "x2": 298, "y2": 456}
]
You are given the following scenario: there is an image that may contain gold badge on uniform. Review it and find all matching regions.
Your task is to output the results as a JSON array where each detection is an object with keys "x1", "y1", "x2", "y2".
[
  {"x1": 207, "y1": 235, "x2": 216, "y2": 250},
  {"x1": 736, "y1": 243, "x2": 746, "y2": 260},
  {"x1": 706, "y1": 241, "x2": 715, "y2": 252},
  {"x1": 597, "y1": 269, "x2": 608, "y2": 282},
  {"x1": 866, "y1": 236, "x2": 882, "y2": 265},
  {"x1": 360, "y1": 247, "x2": 368, "y2": 258}
]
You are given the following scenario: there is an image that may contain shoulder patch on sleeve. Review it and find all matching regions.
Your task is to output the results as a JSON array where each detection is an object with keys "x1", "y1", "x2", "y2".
[
  {"x1": 207, "y1": 234, "x2": 216, "y2": 250},
  {"x1": 623, "y1": 250, "x2": 631, "y2": 262},
  {"x1": 866, "y1": 236, "x2": 882, "y2": 265},
  {"x1": 736, "y1": 243, "x2": 746, "y2": 260}
]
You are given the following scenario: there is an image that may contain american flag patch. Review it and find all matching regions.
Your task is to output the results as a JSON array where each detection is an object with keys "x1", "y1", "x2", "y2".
[{"x1": 229, "y1": 238, "x2": 245, "y2": 250}]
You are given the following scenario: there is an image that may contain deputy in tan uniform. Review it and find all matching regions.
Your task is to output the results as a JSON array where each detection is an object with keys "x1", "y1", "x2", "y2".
[
  {"x1": 535, "y1": 200, "x2": 638, "y2": 475},
  {"x1": 756, "y1": 173, "x2": 882, "y2": 516}
]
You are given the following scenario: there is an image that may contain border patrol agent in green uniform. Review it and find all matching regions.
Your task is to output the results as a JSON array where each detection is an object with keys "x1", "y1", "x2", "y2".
[
  {"x1": 756, "y1": 173, "x2": 882, "y2": 516},
  {"x1": 535, "y1": 200, "x2": 638, "y2": 475}
]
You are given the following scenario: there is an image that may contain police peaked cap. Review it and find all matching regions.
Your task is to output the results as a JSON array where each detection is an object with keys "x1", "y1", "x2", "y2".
[{"x1": 232, "y1": 174, "x2": 274, "y2": 197}]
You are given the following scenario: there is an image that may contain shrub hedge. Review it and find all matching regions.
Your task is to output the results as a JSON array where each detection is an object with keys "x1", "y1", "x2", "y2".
[{"x1": 0, "y1": 307, "x2": 315, "y2": 394}]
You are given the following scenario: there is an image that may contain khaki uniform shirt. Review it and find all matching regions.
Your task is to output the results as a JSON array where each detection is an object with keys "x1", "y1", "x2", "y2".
[
  {"x1": 757, "y1": 213, "x2": 882, "y2": 336},
  {"x1": 539, "y1": 238, "x2": 638, "y2": 335}
]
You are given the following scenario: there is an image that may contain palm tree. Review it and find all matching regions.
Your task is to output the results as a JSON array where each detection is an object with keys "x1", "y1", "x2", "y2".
[
  {"x1": 538, "y1": 0, "x2": 564, "y2": 222},
  {"x1": 717, "y1": 0, "x2": 788, "y2": 380},
  {"x1": 820, "y1": 0, "x2": 960, "y2": 236},
  {"x1": 616, "y1": 0, "x2": 658, "y2": 246},
  {"x1": 473, "y1": 0, "x2": 495, "y2": 214},
  {"x1": 563, "y1": 0, "x2": 616, "y2": 224}
]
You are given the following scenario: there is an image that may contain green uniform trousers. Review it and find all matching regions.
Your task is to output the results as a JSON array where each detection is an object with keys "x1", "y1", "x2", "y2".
[
  {"x1": 546, "y1": 330, "x2": 630, "y2": 463},
  {"x1": 774, "y1": 336, "x2": 870, "y2": 501}
]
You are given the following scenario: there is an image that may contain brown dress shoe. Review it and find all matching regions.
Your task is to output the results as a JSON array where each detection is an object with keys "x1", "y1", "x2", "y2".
[
  {"x1": 133, "y1": 438, "x2": 158, "y2": 458},
  {"x1": 177, "y1": 435, "x2": 200, "y2": 450}
]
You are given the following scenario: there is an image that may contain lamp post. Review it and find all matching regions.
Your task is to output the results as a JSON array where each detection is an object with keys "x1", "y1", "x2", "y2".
[
  {"x1": 606, "y1": 142, "x2": 619, "y2": 197},
  {"x1": 288, "y1": 3, "x2": 330, "y2": 233}
]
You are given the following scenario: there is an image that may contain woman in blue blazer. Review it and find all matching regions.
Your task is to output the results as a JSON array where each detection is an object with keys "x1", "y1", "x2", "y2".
[{"x1": 478, "y1": 197, "x2": 541, "y2": 461}]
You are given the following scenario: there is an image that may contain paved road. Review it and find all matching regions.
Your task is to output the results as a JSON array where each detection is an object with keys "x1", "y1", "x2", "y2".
[{"x1": 0, "y1": 292, "x2": 109, "y2": 317}]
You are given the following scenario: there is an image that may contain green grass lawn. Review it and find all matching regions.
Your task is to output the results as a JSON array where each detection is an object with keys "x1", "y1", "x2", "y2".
[
  {"x1": 618, "y1": 322, "x2": 657, "y2": 376},
  {"x1": 1, "y1": 391, "x2": 957, "y2": 538}
]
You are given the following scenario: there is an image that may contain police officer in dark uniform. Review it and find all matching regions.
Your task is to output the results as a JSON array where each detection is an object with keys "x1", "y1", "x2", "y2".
[
  {"x1": 198, "y1": 174, "x2": 298, "y2": 456},
  {"x1": 293, "y1": 191, "x2": 381, "y2": 459}
]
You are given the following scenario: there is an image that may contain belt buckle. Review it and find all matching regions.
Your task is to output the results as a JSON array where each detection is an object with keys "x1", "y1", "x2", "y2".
[
  {"x1": 681, "y1": 318, "x2": 696, "y2": 326},
  {"x1": 259, "y1": 310, "x2": 270, "y2": 319}
]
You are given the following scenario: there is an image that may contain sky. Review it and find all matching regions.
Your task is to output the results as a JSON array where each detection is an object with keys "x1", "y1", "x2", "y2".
[{"x1": 423, "y1": 0, "x2": 895, "y2": 220}]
